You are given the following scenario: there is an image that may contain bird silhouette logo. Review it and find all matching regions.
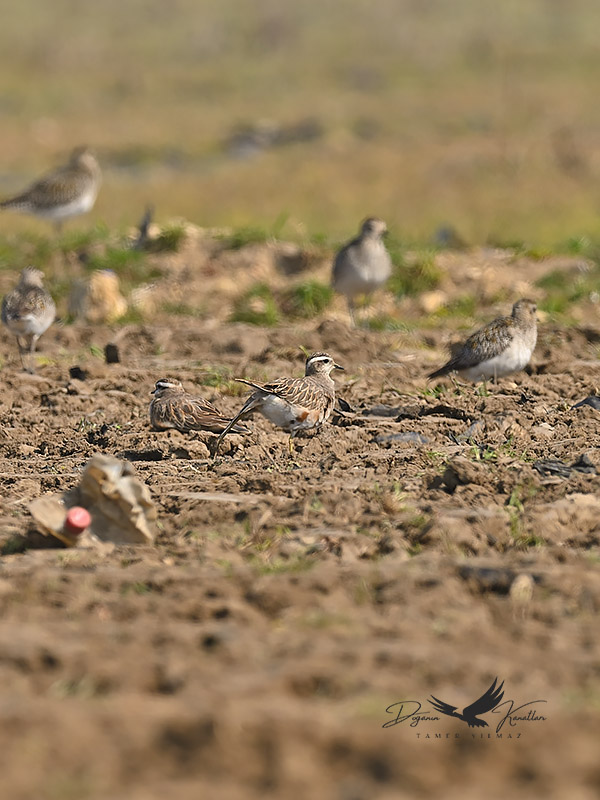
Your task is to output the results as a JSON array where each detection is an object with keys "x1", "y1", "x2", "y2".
[{"x1": 428, "y1": 678, "x2": 505, "y2": 728}]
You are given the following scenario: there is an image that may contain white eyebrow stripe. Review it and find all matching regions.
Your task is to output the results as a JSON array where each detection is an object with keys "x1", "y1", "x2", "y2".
[{"x1": 307, "y1": 355, "x2": 331, "y2": 363}]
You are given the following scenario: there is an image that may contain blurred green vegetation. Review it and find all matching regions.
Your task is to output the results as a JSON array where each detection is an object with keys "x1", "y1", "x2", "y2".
[
  {"x1": 388, "y1": 249, "x2": 443, "y2": 298},
  {"x1": 283, "y1": 280, "x2": 333, "y2": 318},
  {"x1": 535, "y1": 261, "x2": 600, "y2": 317},
  {"x1": 230, "y1": 282, "x2": 280, "y2": 326},
  {"x1": 0, "y1": 1, "x2": 599, "y2": 245}
]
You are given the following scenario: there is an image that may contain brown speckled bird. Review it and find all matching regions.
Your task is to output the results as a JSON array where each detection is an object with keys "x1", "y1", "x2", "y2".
[
  {"x1": 215, "y1": 352, "x2": 344, "y2": 455},
  {"x1": 149, "y1": 379, "x2": 250, "y2": 435},
  {"x1": 0, "y1": 146, "x2": 101, "y2": 232},
  {"x1": 1, "y1": 267, "x2": 56, "y2": 373},
  {"x1": 428, "y1": 299, "x2": 538, "y2": 382}
]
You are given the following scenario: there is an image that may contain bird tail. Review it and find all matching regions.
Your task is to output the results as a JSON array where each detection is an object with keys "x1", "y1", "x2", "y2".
[
  {"x1": 224, "y1": 419, "x2": 251, "y2": 435},
  {"x1": 214, "y1": 395, "x2": 258, "y2": 454},
  {"x1": 235, "y1": 377, "x2": 268, "y2": 393},
  {"x1": 0, "y1": 195, "x2": 29, "y2": 211},
  {"x1": 428, "y1": 364, "x2": 452, "y2": 380}
]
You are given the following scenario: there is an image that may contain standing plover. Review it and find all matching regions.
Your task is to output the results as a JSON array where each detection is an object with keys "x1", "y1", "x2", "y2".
[
  {"x1": 1, "y1": 267, "x2": 56, "y2": 372},
  {"x1": 215, "y1": 352, "x2": 344, "y2": 455},
  {"x1": 0, "y1": 146, "x2": 101, "y2": 232},
  {"x1": 150, "y1": 379, "x2": 250, "y2": 434},
  {"x1": 428, "y1": 299, "x2": 538, "y2": 382},
  {"x1": 332, "y1": 217, "x2": 392, "y2": 325}
]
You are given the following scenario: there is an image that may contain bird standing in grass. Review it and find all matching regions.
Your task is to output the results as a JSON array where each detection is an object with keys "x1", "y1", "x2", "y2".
[
  {"x1": 215, "y1": 352, "x2": 344, "y2": 455},
  {"x1": 428, "y1": 299, "x2": 538, "y2": 382},
  {"x1": 332, "y1": 217, "x2": 392, "y2": 326},
  {"x1": 1, "y1": 267, "x2": 56, "y2": 373},
  {"x1": 0, "y1": 146, "x2": 101, "y2": 232}
]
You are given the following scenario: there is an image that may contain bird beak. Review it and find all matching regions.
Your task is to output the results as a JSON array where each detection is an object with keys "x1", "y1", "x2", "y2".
[
  {"x1": 150, "y1": 389, "x2": 156, "y2": 394},
  {"x1": 334, "y1": 363, "x2": 344, "y2": 371}
]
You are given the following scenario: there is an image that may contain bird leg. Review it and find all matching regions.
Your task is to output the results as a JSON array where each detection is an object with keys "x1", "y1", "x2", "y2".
[
  {"x1": 347, "y1": 298, "x2": 357, "y2": 328},
  {"x1": 449, "y1": 373, "x2": 461, "y2": 394},
  {"x1": 288, "y1": 434, "x2": 295, "y2": 457},
  {"x1": 16, "y1": 336, "x2": 32, "y2": 373}
]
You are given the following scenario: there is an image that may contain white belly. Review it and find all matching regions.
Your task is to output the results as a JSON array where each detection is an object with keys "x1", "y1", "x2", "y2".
[
  {"x1": 333, "y1": 245, "x2": 391, "y2": 299},
  {"x1": 36, "y1": 187, "x2": 98, "y2": 221},
  {"x1": 5, "y1": 309, "x2": 54, "y2": 337},
  {"x1": 259, "y1": 396, "x2": 304, "y2": 431},
  {"x1": 460, "y1": 336, "x2": 534, "y2": 381}
]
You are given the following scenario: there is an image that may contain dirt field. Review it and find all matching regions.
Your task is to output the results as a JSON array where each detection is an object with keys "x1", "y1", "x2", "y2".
[{"x1": 0, "y1": 238, "x2": 600, "y2": 799}]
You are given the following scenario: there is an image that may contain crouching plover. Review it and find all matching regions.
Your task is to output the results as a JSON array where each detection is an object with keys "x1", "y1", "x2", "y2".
[
  {"x1": 215, "y1": 352, "x2": 344, "y2": 455},
  {"x1": 0, "y1": 146, "x2": 101, "y2": 232},
  {"x1": 428, "y1": 299, "x2": 538, "y2": 382},
  {"x1": 1, "y1": 267, "x2": 56, "y2": 373},
  {"x1": 332, "y1": 217, "x2": 392, "y2": 326},
  {"x1": 150, "y1": 379, "x2": 250, "y2": 435}
]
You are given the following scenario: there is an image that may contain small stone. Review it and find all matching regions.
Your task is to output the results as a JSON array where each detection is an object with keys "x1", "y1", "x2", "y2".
[
  {"x1": 419, "y1": 290, "x2": 448, "y2": 314},
  {"x1": 105, "y1": 344, "x2": 120, "y2": 364}
]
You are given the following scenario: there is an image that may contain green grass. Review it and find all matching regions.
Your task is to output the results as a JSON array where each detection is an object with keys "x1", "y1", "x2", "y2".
[
  {"x1": 251, "y1": 554, "x2": 316, "y2": 575},
  {"x1": 230, "y1": 282, "x2": 279, "y2": 326},
  {"x1": 219, "y1": 226, "x2": 272, "y2": 250},
  {"x1": 388, "y1": 250, "x2": 442, "y2": 297},
  {"x1": 535, "y1": 260, "x2": 600, "y2": 317},
  {"x1": 0, "y1": 232, "x2": 55, "y2": 272},
  {"x1": 283, "y1": 280, "x2": 333, "y2": 317},
  {"x1": 430, "y1": 293, "x2": 478, "y2": 320},
  {"x1": 1, "y1": 1, "x2": 600, "y2": 245},
  {"x1": 365, "y1": 314, "x2": 411, "y2": 332},
  {"x1": 151, "y1": 223, "x2": 188, "y2": 253},
  {"x1": 194, "y1": 364, "x2": 245, "y2": 395},
  {"x1": 57, "y1": 224, "x2": 111, "y2": 254}
]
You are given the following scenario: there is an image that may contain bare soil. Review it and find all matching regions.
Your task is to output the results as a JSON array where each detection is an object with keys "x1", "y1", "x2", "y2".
[{"x1": 0, "y1": 242, "x2": 599, "y2": 799}]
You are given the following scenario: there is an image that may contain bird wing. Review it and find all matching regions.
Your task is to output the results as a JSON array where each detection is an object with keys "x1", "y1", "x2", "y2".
[
  {"x1": 430, "y1": 316, "x2": 514, "y2": 377},
  {"x1": 24, "y1": 165, "x2": 92, "y2": 209},
  {"x1": 332, "y1": 242, "x2": 351, "y2": 282},
  {"x1": 237, "y1": 376, "x2": 327, "y2": 411},
  {"x1": 428, "y1": 695, "x2": 459, "y2": 717},
  {"x1": 462, "y1": 678, "x2": 505, "y2": 718},
  {"x1": 1, "y1": 287, "x2": 53, "y2": 321},
  {"x1": 167, "y1": 396, "x2": 249, "y2": 433},
  {"x1": 460, "y1": 318, "x2": 514, "y2": 364}
]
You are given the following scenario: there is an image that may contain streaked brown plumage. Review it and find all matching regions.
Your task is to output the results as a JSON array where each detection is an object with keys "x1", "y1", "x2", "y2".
[
  {"x1": 149, "y1": 379, "x2": 250, "y2": 434},
  {"x1": 428, "y1": 299, "x2": 538, "y2": 382},
  {"x1": 0, "y1": 146, "x2": 101, "y2": 232},
  {"x1": 1, "y1": 267, "x2": 56, "y2": 373},
  {"x1": 215, "y1": 352, "x2": 344, "y2": 455}
]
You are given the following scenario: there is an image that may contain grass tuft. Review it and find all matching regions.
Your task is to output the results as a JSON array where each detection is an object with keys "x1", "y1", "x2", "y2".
[
  {"x1": 220, "y1": 225, "x2": 272, "y2": 251},
  {"x1": 230, "y1": 282, "x2": 279, "y2": 326},
  {"x1": 283, "y1": 280, "x2": 333, "y2": 318},
  {"x1": 536, "y1": 262, "x2": 600, "y2": 317},
  {"x1": 389, "y1": 250, "x2": 442, "y2": 297},
  {"x1": 151, "y1": 223, "x2": 188, "y2": 253}
]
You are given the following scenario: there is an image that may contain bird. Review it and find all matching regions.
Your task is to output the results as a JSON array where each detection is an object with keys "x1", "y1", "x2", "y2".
[
  {"x1": 215, "y1": 352, "x2": 344, "y2": 455},
  {"x1": 332, "y1": 217, "x2": 392, "y2": 326},
  {"x1": 0, "y1": 146, "x2": 101, "y2": 232},
  {"x1": 428, "y1": 299, "x2": 538, "y2": 382},
  {"x1": 149, "y1": 379, "x2": 250, "y2": 435},
  {"x1": 1, "y1": 267, "x2": 56, "y2": 373},
  {"x1": 429, "y1": 678, "x2": 505, "y2": 728}
]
